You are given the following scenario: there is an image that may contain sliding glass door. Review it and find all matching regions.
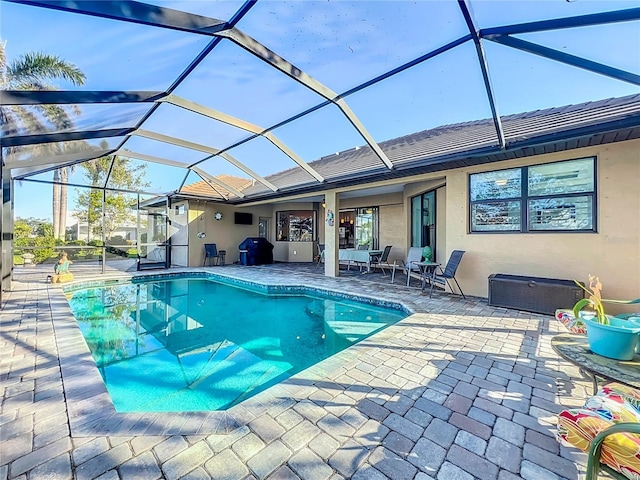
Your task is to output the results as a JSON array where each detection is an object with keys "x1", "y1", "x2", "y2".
[{"x1": 411, "y1": 191, "x2": 436, "y2": 254}]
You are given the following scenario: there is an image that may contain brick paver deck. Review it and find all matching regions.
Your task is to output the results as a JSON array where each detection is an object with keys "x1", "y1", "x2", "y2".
[{"x1": 1, "y1": 263, "x2": 592, "y2": 479}]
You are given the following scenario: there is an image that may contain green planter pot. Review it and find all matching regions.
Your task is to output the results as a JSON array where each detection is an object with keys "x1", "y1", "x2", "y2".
[{"x1": 583, "y1": 316, "x2": 640, "y2": 361}]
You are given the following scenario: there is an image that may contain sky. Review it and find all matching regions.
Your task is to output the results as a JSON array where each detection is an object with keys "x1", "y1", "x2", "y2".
[{"x1": 2, "y1": 0, "x2": 639, "y2": 221}]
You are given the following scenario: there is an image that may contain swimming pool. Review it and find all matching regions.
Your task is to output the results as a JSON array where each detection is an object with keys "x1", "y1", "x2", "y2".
[{"x1": 67, "y1": 274, "x2": 407, "y2": 412}]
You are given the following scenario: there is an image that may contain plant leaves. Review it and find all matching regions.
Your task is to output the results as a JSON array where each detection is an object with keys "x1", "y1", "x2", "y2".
[
  {"x1": 573, "y1": 298, "x2": 595, "y2": 319},
  {"x1": 601, "y1": 297, "x2": 640, "y2": 304}
]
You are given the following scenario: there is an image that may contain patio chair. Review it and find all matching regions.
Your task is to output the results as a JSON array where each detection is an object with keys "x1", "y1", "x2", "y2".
[
  {"x1": 370, "y1": 245, "x2": 393, "y2": 276},
  {"x1": 391, "y1": 247, "x2": 423, "y2": 286},
  {"x1": 427, "y1": 250, "x2": 465, "y2": 299},
  {"x1": 204, "y1": 243, "x2": 220, "y2": 266},
  {"x1": 315, "y1": 243, "x2": 325, "y2": 268}
]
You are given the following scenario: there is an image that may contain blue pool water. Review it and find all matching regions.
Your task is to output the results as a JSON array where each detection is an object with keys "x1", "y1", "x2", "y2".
[{"x1": 67, "y1": 276, "x2": 406, "y2": 412}]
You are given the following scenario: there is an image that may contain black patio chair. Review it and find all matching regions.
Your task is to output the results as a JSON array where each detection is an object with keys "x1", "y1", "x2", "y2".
[
  {"x1": 370, "y1": 245, "x2": 393, "y2": 276},
  {"x1": 428, "y1": 250, "x2": 466, "y2": 298},
  {"x1": 204, "y1": 243, "x2": 220, "y2": 266}
]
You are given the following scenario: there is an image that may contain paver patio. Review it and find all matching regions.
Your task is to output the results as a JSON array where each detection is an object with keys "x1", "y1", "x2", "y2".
[{"x1": 1, "y1": 262, "x2": 592, "y2": 479}]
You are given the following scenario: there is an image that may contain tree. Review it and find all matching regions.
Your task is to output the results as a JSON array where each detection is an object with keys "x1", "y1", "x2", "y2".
[
  {"x1": 13, "y1": 217, "x2": 55, "y2": 264},
  {"x1": 14, "y1": 219, "x2": 33, "y2": 238},
  {"x1": 13, "y1": 217, "x2": 52, "y2": 238},
  {"x1": 0, "y1": 40, "x2": 86, "y2": 240},
  {"x1": 74, "y1": 152, "x2": 149, "y2": 241},
  {"x1": 35, "y1": 222, "x2": 54, "y2": 238}
]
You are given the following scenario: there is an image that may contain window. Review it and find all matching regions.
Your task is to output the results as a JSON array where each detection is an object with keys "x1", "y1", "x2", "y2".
[
  {"x1": 276, "y1": 210, "x2": 315, "y2": 242},
  {"x1": 469, "y1": 157, "x2": 596, "y2": 233}
]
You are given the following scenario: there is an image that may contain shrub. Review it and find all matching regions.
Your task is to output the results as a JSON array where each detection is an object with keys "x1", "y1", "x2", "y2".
[
  {"x1": 109, "y1": 235, "x2": 126, "y2": 245},
  {"x1": 32, "y1": 237, "x2": 56, "y2": 264}
]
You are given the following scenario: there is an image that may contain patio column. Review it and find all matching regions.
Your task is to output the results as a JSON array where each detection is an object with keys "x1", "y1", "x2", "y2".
[{"x1": 324, "y1": 191, "x2": 339, "y2": 277}]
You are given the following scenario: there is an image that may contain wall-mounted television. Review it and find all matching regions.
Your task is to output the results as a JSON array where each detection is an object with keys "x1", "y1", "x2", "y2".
[{"x1": 234, "y1": 212, "x2": 253, "y2": 225}]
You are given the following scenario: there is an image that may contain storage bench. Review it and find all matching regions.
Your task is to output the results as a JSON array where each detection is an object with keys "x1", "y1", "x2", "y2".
[{"x1": 488, "y1": 274, "x2": 584, "y2": 315}]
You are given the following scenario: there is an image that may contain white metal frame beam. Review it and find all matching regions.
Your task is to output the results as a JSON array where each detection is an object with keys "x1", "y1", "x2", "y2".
[
  {"x1": 6, "y1": 149, "x2": 115, "y2": 177},
  {"x1": 162, "y1": 95, "x2": 325, "y2": 182},
  {"x1": 133, "y1": 128, "x2": 278, "y2": 191},
  {"x1": 191, "y1": 166, "x2": 246, "y2": 199},
  {"x1": 113, "y1": 151, "x2": 246, "y2": 198},
  {"x1": 114, "y1": 150, "x2": 190, "y2": 169},
  {"x1": 216, "y1": 28, "x2": 395, "y2": 170}
]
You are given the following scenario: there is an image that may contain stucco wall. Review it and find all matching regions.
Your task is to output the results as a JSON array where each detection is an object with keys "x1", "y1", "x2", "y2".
[
  {"x1": 441, "y1": 140, "x2": 640, "y2": 308},
  {"x1": 187, "y1": 202, "x2": 272, "y2": 266},
  {"x1": 178, "y1": 140, "x2": 639, "y2": 309}
]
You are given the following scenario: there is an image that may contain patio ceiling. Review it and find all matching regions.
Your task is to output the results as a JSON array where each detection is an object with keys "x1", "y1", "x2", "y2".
[{"x1": 1, "y1": 0, "x2": 639, "y2": 203}]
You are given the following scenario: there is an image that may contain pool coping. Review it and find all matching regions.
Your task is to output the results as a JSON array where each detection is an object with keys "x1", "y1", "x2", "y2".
[{"x1": 52, "y1": 268, "x2": 418, "y2": 437}]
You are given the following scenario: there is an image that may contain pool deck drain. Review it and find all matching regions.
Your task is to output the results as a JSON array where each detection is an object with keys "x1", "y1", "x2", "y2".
[{"x1": 2, "y1": 263, "x2": 592, "y2": 479}]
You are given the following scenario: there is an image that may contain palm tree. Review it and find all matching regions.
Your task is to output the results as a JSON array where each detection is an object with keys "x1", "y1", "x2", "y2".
[{"x1": 0, "y1": 40, "x2": 86, "y2": 239}]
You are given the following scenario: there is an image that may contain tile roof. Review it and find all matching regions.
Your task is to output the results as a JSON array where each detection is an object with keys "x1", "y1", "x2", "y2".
[
  {"x1": 181, "y1": 174, "x2": 255, "y2": 199},
  {"x1": 239, "y1": 94, "x2": 640, "y2": 200}
]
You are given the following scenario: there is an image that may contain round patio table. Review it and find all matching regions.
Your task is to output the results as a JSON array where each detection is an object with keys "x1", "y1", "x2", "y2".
[{"x1": 551, "y1": 333, "x2": 640, "y2": 394}]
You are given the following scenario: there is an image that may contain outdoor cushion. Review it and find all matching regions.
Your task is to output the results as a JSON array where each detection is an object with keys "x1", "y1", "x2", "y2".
[
  {"x1": 584, "y1": 392, "x2": 640, "y2": 424},
  {"x1": 596, "y1": 383, "x2": 640, "y2": 415},
  {"x1": 555, "y1": 308, "x2": 587, "y2": 335},
  {"x1": 557, "y1": 383, "x2": 640, "y2": 479}
]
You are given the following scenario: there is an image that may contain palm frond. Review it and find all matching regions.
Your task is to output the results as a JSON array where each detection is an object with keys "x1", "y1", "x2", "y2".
[
  {"x1": 8, "y1": 52, "x2": 85, "y2": 86},
  {"x1": 0, "y1": 105, "x2": 19, "y2": 136},
  {"x1": 12, "y1": 106, "x2": 48, "y2": 135},
  {"x1": 41, "y1": 104, "x2": 75, "y2": 131}
]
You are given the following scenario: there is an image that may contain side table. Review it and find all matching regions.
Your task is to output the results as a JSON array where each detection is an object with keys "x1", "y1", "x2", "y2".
[
  {"x1": 409, "y1": 261, "x2": 440, "y2": 291},
  {"x1": 551, "y1": 333, "x2": 640, "y2": 394}
]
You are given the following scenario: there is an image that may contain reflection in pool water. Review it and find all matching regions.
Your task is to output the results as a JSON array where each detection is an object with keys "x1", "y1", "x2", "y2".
[{"x1": 68, "y1": 277, "x2": 406, "y2": 412}]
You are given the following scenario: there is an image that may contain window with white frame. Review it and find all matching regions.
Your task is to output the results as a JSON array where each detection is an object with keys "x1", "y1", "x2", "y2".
[{"x1": 469, "y1": 157, "x2": 596, "y2": 233}]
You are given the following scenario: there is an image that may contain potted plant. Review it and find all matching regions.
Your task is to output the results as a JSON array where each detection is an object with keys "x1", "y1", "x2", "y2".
[{"x1": 572, "y1": 275, "x2": 640, "y2": 361}]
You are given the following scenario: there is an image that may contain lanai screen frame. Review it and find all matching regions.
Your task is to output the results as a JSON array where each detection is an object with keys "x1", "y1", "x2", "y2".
[{"x1": 2, "y1": 0, "x2": 639, "y2": 204}]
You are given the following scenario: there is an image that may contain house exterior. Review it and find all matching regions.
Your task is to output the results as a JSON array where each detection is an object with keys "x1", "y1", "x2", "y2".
[
  {"x1": 66, "y1": 220, "x2": 138, "y2": 244},
  {"x1": 2, "y1": 2, "x2": 638, "y2": 311},
  {"x1": 170, "y1": 95, "x2": 640, "y2": 305}
]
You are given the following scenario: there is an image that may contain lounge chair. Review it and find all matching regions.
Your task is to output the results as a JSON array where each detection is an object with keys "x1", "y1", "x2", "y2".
[
  {"x1": 370, "y1": 245, "x2": 393, "y2": 276},
  {"x1": 391, "y1": 247, "x2": 423, "y2": 286},
  {"x1": 427, "y1": 250, "x2": 466, "y2": 298}
]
